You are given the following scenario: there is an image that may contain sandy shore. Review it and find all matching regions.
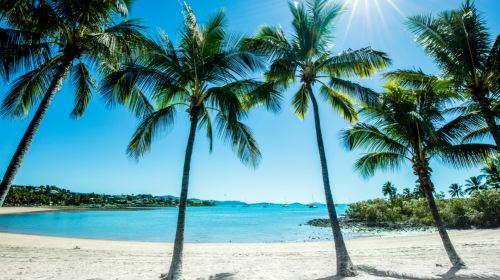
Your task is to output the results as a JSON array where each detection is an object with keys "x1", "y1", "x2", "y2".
[
  {"x1": 0, "y1": 207, "x2": 59, "y2": 215},
  {"x1": 0, "y1": 228, "x2": 498, "y2": 280},
  {"x1": 1, "y1": 208, "x2": 499, "y2": 279}
]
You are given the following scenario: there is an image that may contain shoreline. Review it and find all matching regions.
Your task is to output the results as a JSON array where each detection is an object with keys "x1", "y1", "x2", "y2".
[
  {"x1": 0, "y1": 207, "x2": 61, "y2": 215},
  {"x1": 0, "y1": 206, "x2": 159, "y2": 216},
  {"x1": 0, "y1": 206, "x2": 438, "y2": 243},
  {"x1": 1, "y1": 229, "x2": 499, "y2": 279}
]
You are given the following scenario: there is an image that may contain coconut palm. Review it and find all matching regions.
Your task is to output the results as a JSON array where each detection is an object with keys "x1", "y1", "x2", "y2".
[
  {"x1": 449, "y1": 183, "x2": 464, "y2": 198},
  {"x1": 481, "y1": 155, "x2": 499, "y2": 189},
  {"x1": 464, "y1": 176, "x2": 485, "y2": 194},
  {"x1": 382, "y1": 181, "x2": 397, "y2": 200},
  {"x1": 402, "y1": 187, "x2": 413, "y2": 198},
  {"x1": 342, "y1": 72, "x2": 496, "y2": 267},
  {"x1": 0, "y1": 0, "x2": 145, "y2": 206},
  {"x1": 101, "y1": 5, "x2": 279, "y2": 280},
  {"x1": 407, "y1": 0, "x2": 500, "y2": 147},
  {"x1": 241, "y1": 0, "x2": 390, "y2": 276}
]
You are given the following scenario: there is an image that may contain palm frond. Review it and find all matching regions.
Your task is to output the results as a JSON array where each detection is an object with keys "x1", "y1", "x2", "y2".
[
  {"x1": 0, "y1": 27, "x2": 52, "y2": 80},
  {"x1": 127, "y1": 106, "x2": 177, "y2": 159},
  {"x1": 206, "y1": 82, "x2": 247, "y2": 124},
  {"x1": 485, "y1": 34, "x2": 500, "y2": 93},
  {"x1": 215, "y1": 113, "x2": 261, "y2": 168},
  {"x1": 240, "y1": 26, "x2": 292, "y2": 60},
  {"x1": 342, "y1": 123, "x2": 407, "y2": 154},
  {"x1": 328, "y1": 77, "x2": 379, "y2": 107},
  {"x1": 318, "y1": 82, "x2": 357, "y2": 122},
  {"x1": 292, "y1": 84, "x2": 310, "y2": 119},
  {"x1": 437, "y1": 111, "x2": 485, "y2": 143},
  {"x1": 243, "y1": 81, "x2": 284, "y2": 113},
  {"x1": 70, "y1": 61, "x2": 96, "y2": 119},
  {"x1": 354, "y1": 152, "x2": 405, "y2": 178},
  {"x1": 100, "y1": 64, "x2": 169, "y2": 118},
  {"x1": 319, "y1": 47, "x2": 391, "y2": 78},
  {"x1": 1, "y1": 57, "x2": 61, "y2": 117},
  {"x1": 438, "y1": 143, "x2": 496, "y2": 168},
  {"x1": 462, "y1": 126, "x2": 493, "y2": 143},
  {"x1": 199, "y1": 109, "x2": 214, "y2": 152}
]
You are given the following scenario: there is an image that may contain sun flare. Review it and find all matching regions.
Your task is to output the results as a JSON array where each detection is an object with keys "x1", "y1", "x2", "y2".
[{"x1": 341, "y1": 0, "x2": 406, "y2": 41}]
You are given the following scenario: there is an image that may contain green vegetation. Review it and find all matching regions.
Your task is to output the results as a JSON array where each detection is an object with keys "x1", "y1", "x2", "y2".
[
  {"x1": 382, "y1": 182, "x2": 397, "y2": 200},
  {"x1": 312, "y1": 160, "x2": 499, "y2": 230},
  {"x1": 0, "y1": 0, "x2": 499, "y2": 279},
  {"x1": 345, "y1": 190, "x2": 500, "y2": 229},
  {"x1": 408, "y1": 1, "x2": 500, "y2": 147},
  {"x1": 242, "y1": 0, "x2": 390, "y2": 276},
  {"x1": 4, "y1": 185, "x2": 216, "y2": 207},
  {"x1": 0, "y1": 0, "x2": 146, "y2": 207},
  {"x1": 309, "y1": 189, "x2": 500, "y2": 230},
  {"x1": 101, "y1": 4, "x2": 277, "y2": 279},
  {"x1": 449, "y1": 184, "x2": 464, "y2": 198},
  {"x1": 342, "y1": 72, "x2": 495, "y2": 266}
]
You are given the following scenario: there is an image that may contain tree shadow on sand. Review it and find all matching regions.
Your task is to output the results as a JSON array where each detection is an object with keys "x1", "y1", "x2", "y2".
[
  {"x1": 196, "y1": 272, "x2": 236, "y2": 280},
  {"x1": 316, "y1": 266, "x2": 500, "y2": 280}
]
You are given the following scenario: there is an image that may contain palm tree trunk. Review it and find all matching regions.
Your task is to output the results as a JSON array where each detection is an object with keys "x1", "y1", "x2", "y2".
[
  {"x1": 308, "y1": 87, "x2": 356, "y2": 277},
  {"x1": 163, "y1": 115, "x2": 199, "y2": 280},
  {"x1": 477, "y1": 96, "x2": 500, "y2": 147},
  {"x1": 415, "y1": 162, "x2": 466, "y2": 267},
  {"x1": 0, "y1": 61, "x2": 72, "y2": 207}
]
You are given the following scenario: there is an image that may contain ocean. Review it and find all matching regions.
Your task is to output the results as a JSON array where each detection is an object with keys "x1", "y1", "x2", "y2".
[{"x1": 0, "y1": 204, "x2": 373, "y2": 243}]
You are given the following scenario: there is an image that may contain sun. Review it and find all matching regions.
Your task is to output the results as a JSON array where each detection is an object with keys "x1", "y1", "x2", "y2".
[{"x1": 341, "y1": 0, "x2": 406, "y2": 41}]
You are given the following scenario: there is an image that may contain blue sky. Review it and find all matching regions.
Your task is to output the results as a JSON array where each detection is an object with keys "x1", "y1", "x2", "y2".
[{"x1": 1, "y1": 0, "x2": 499, "y2": 204}]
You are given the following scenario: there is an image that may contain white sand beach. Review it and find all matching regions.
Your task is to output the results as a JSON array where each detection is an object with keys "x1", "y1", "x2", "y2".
[
  {"x1": 0, "y1": 216, "x2": 499, "y2": 280},
  {"x1": 0, "y1": 207, "x2": 59, "y2": 215}
]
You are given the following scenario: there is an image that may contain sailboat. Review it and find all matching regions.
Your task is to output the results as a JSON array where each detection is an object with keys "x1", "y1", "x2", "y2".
[
  {"x1": 308, "y1": 194, "x2": 318, "y2": 208},
  {"x1": 281, "y1": 197, "x2": 289, "y2": 208}
]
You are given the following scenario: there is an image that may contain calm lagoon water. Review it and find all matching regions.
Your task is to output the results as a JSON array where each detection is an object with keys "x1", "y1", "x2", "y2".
[{"x1": 0, "y1": 204, "x2": 363, "y2": 243}]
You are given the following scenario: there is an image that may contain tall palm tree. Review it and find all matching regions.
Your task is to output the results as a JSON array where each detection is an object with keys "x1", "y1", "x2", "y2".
[
  {"x1": 481, "y1": 155, "x2": 499, "y2": 189},
  {"x1": 407, "y1": 0, "x2": 500, "y2": 147},
  {"x1": 464, "y1": 176, "x2": 484, "y2": 194},
  {"x1": 241, "y1": 0, "x2": 390, "y2": 276},
  {"x1": 382, "y1": 181, "x2": 397, "y2": 200},
  {"x1": 101, "y1": 5, "x2": 279, "y2": 280},
  {"x1": 0, "y1": 0, "x2": 145, "y2": 206},
  {"x1": 342, "y1": 72, "x2": 495, "y2": 267},
  {"x1": 449, "y1": 183, "x2": 464, "y2": 198}
]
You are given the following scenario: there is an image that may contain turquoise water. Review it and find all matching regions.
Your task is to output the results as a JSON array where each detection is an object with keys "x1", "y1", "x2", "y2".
[{"x1": 0, "y1": 204, "x2": 356, "y2": 243}]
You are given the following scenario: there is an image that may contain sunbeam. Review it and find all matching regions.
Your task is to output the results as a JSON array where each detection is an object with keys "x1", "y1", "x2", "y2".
[{"x1": 341, "y1": 0, "x2": 406, "y2": 42}]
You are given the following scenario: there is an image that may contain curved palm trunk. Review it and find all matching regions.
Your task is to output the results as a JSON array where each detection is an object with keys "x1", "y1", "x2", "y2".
[
  {"x1": 0, "y1": 61, "x2": 71, "y2": 207},
  {"x1": 163, "y1": 115, "x2": 198, "y2": 280},
  {"x1": 415, "y1": 163, "x2": 466, "y2": 267},
  {"x1": 477, "y1": 96, "x2": 500, "y2": 147},
  {"x1": 308, "y1": 88, "x2": 356, "y2": 277}
]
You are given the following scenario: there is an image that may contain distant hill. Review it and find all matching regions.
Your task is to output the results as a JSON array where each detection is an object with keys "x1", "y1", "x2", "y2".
[
  {"x1": 5, "y1": 186, "x2": 215, "y2": 207},
  {"x1": 5, "y1": 185, "x2": 335, "y2": 208}
]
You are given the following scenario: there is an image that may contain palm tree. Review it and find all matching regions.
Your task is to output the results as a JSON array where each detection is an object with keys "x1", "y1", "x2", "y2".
[
  {"x1": 241, "y1": 0, "x2": 390, "y2": 276},
  {"x1": 0, "y1": 0, "x2": 145, "y2": 206},
  {"x1": 407, "y1": 0, "x2": 500, "y2": 147},
  {"x1": 449, "y1": 183, "x2": 464, "y2": 198},
  {"x1": 382, "y1": 181, "x2": 397, "y2": 200},
  {"x1": 101, "y1": 5, "x2": 278, "y2": 280},
  {"x1": 464, "y1": 176, "x2": 484, "y2": 194},
  {"x1": 402, "y1": 187, "x2": 412, "y2": 198},
  {"x1": 342, "y1": 72, "x2": 495, "y2": 267},
  {"x1": 481, "y1": 155, "x2": 499, "y2": 189}
]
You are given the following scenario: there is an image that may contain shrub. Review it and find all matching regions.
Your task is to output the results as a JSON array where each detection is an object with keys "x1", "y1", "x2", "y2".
[{"x1": 344, "y1": 190, "x2": 500, "y2": 229}]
